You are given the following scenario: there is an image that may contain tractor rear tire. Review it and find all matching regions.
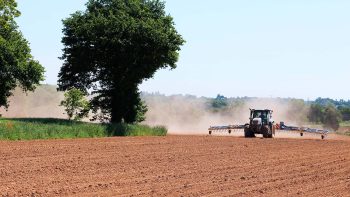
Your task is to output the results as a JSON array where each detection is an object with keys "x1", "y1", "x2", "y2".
[{"x1": 244, "y1": 126, "x2": 255, "y2": 138}]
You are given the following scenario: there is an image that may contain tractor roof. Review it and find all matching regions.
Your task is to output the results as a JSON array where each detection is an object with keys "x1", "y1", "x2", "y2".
[{"x1": 250, "y1": 109, "x2": 273, "y2": 112}]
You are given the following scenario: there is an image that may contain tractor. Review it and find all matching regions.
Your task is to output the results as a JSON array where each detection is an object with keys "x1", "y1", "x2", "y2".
[
  {"x1": 208, "y1": 109, "x2": 329, "y2": 139},
  {"x1": 244, "y1": 109, "x2": 276, "y2": 138}
]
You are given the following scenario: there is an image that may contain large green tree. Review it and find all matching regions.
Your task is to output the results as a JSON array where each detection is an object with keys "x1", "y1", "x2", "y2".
[
  {"x1": 58, "y1": 0, "x2": 184, "y2": 123},
  {"x1": 323, "y1": 104, "x2": 342, "y2": 131},
  {"x1": 308, "y1": 104, "x2": 324, "y2": 123},
  {"x1": 0, "y1": 0, "x2": 45, "y2": 108}
]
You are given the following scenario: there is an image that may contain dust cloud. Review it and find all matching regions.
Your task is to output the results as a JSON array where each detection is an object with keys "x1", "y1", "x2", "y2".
[
  {"x1": 0, "y1": 86, "x2": 310, "y2": 136},
  {"x1": 143, "y1": 94, "x2": 309, "y2": 135},
  {"x1": 0, "y1": 85, "x2": 66, "y2": 119},
  {"x1": 143, "y1": 95, "x2": 235, "y2": 135}
]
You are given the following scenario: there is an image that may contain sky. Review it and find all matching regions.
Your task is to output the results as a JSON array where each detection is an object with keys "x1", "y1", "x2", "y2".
[{"x1": 16, "y1": 0, "x2": 350, "y2": 100}]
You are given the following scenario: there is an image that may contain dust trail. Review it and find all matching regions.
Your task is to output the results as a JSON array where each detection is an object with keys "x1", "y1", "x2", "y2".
[
  {"x1": 0, "y1": 85, "x2": 66, "y2": 118},
  {"x1": 143, "y1": 94, "x2": 309, "y2": 135},
  {"x1": 1, "y1": 85, "x2": 310, "y2": 137}
]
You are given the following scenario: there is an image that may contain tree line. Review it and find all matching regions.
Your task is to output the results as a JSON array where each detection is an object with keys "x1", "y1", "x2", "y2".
[
  {"x1": 211, "y1": 95, "x2": 347, "y2": 131},
  {"x1": 311, "y1": 98, "x2": 350, "y2": 121}
]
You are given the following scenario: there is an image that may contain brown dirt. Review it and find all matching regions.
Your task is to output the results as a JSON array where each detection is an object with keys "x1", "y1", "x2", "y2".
[
  {"x1": 0, "y1": 136, "x2": 350, "y2": 196},
  {"x1": 338, "y1": 127, "x2": 350, "y2": 135}
]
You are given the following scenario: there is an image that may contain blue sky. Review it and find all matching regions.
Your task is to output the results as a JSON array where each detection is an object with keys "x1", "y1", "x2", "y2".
[{"x1": 16, "y1": 0, "x2": 350, "y2": 99}]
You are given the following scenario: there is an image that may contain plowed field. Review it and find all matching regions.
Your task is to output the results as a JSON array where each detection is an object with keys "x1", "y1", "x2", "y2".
[{"x1": 0, "y1": 135, "x2": 350, "y2": 196}]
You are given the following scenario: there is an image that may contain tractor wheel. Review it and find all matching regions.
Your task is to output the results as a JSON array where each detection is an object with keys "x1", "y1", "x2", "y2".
[
  {"x1": 209, "y1": 130, "x2": 212, "y2": 135},
  {"x1": 321, "y1": 135, "x2": 325, "y2": 140},
  {"x1": 263, "y1": 126, "x2": 273, "y2": 138},
  {"x1": 228, "y1": 130, "x2": 232, "y2": 134},
  {"x1": 262, "y1": 132, "x2": 268, "y2": 138},
  {"x1": 300, "y1": 132, "x2": 304, "y2": 137},
  {"x1": 244, "y1": 126, "x2": 255, "y2": 138}
]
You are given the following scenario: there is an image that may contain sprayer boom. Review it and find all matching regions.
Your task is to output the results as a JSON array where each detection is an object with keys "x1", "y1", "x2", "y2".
[
  {"x1": 208, "y1": 125, "x2": 245, "y2": 135},
  {"x1": 279, "y1": 122, "x2": 330, "y2": 139}
]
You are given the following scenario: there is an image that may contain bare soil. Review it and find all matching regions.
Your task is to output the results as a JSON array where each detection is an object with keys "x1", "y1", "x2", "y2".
[{"x1": 0, "y1": 135, "x2": 350, "y2": 196}]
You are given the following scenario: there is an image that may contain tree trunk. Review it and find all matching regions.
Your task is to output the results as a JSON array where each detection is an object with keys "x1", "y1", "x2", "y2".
[
  {"x1": 109, "y1": 85, "x2": 139, "y2": 124},
  {"x1": 110, "y1": 89, "x2": 123, "y2": 123}
]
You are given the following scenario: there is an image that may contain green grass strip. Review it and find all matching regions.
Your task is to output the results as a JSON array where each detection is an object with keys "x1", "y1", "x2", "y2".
[{"x1": 0, "y1": 118, "x2": 167, "y2": 141}]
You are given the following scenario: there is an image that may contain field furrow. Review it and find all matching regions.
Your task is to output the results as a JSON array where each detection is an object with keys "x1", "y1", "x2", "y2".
[{"x1": 0, "y1": 135, "x2": 349, "y2": 196}]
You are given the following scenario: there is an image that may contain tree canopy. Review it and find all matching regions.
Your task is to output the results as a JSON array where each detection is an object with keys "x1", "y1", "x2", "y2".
[
  {"x1": 0, "y1": 0, "x2": 45, "y2": 108},
  {"x1": 323, "y1": 104, "x2": 342, "y2": 131},
  {"x1": 308, "y1": 103, "x2": 342, "y2": 131},
  {"x1": 0, "y1": 0, "x2": 20, "y2": 27},
  {"x1": 58, "y1": 0, "x2": 185, "y2": 123},
  {"x1": 211, "y1": 94, "x2": 229, "y2": 111}
]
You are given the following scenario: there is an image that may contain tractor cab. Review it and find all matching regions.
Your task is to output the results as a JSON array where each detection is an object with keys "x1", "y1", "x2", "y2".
[{"x1": 250, "y1": 109, "x2": 273, "y2": 125}]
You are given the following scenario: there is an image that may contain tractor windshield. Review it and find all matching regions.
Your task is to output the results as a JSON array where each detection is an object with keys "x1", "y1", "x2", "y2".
[{"x1": 253, "y1": 111, "x2": 268, "y2": 120}]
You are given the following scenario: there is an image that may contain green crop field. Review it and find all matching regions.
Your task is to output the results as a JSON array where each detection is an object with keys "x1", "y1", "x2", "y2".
[{"x1": 0, "y1": 118, "x2": 167, "y2": 141}]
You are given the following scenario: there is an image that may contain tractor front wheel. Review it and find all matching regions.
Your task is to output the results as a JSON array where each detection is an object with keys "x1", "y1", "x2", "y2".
[
  {"x1": 263, "y1": 126, "x2": 273, "y2": 138},
  {"x1": 244, "y1": 126, "x2": 255, "y2": 138}
]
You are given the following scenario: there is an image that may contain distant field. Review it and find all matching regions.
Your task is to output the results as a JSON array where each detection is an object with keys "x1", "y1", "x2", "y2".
[
  {"x1": 338, "y1": 128, "x2": 350, "y2": 136},
  {"x1": 337, "y1": 121, "x2": 350, "y2": 136},
  {"x1": 0, "y1": 118, "x2": 167, "y2": 140},
  {"x1": 341, "y1": 121, "x2": 350, "y2": 127}
]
